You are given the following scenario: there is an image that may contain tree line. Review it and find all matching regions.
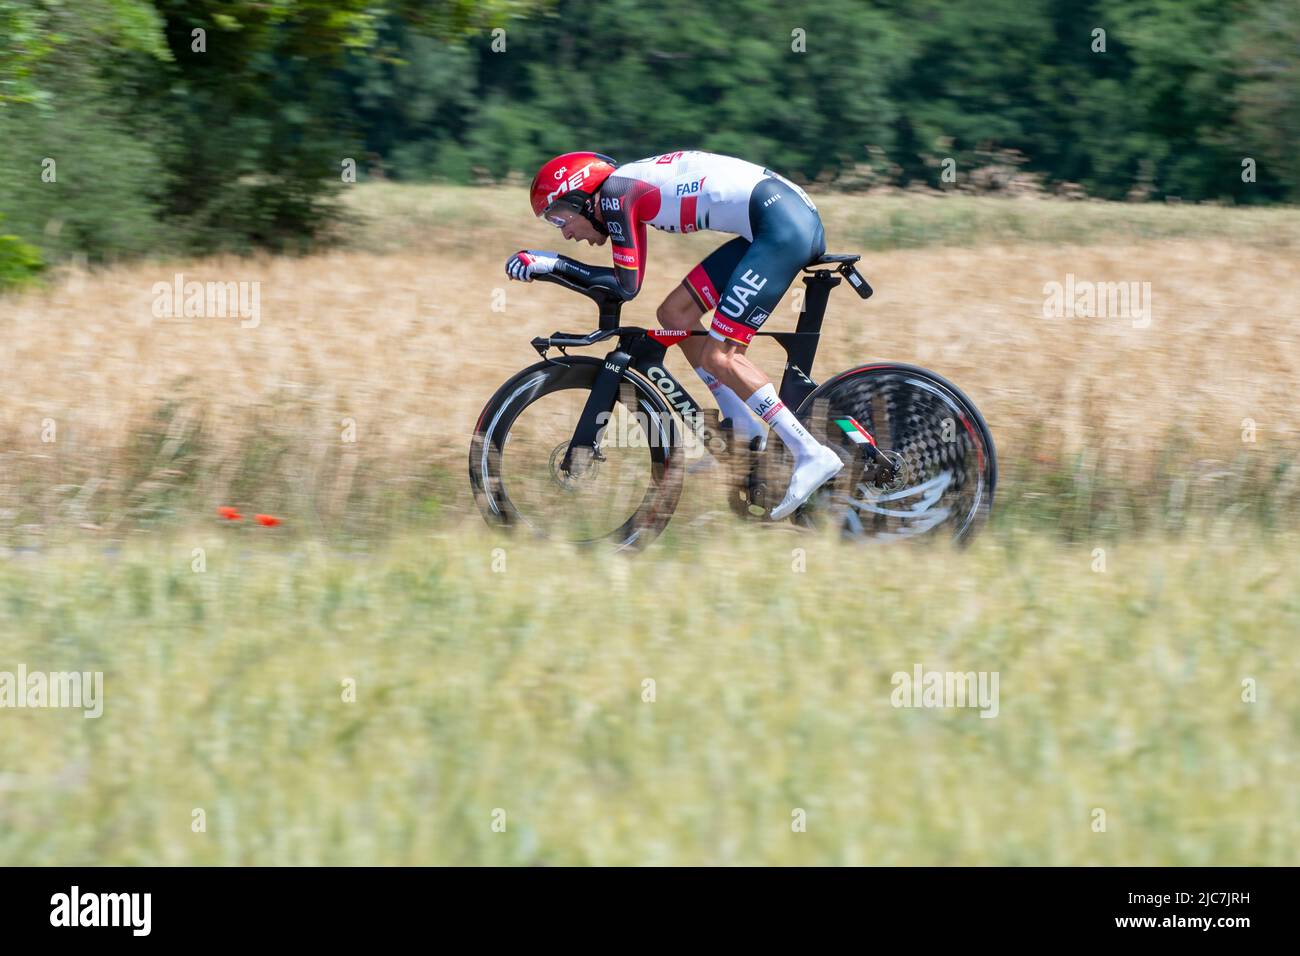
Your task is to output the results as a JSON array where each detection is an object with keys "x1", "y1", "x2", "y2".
[{"x1": 1, "y1": 0, "x2": 1296, "y2": 284}]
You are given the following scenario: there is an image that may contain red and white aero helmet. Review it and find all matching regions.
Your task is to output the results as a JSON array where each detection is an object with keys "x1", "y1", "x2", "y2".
[{"x1": 529, "y1": 151, "x2": 619, "y2": 219}]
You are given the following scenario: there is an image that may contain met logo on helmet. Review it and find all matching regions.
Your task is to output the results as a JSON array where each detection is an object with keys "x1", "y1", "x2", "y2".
[
  {"x1": 531, "y1": 152, "x2": 618, "y2": 218},
  {"x1": 547, "y1": 166, "x2": 592, "y2": 205}
]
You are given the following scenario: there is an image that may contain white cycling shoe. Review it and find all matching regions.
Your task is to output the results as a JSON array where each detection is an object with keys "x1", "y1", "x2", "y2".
[{"x1": 770, "y1": 445, "x2": 844, "y2": 520}]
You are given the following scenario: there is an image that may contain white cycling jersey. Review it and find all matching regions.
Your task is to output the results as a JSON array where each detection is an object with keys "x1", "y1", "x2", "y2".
[
  {"x1": 600, "y1": 150, "x2": 816, "y2": 243},
  {"x1": 591, "y1": 150, "x2": 819, "y2": 298}
]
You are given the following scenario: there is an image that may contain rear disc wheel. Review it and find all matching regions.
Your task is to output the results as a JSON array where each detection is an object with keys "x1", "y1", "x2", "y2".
[{"x1": 793, "y1": 363, "x2": 997, "y2": 542}]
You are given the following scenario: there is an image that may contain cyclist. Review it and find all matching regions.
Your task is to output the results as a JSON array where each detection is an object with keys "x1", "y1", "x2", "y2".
[{"x1": 505, "y1": 150, "x2": 843, "y2": 520}]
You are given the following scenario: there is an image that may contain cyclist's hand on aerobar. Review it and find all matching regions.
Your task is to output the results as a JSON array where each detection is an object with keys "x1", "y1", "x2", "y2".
[{"x1": 505, "y1": 250, "x2": 559, "y2": 282}]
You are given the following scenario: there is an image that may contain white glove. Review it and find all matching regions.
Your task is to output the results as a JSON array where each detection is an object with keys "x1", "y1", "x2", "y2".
[{"x1": 506, "y1": 250, "x2": 559, "y2": 282}]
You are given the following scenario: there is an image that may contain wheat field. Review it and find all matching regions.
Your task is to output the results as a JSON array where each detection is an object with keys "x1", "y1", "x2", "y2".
[
  {"x1": 1, "y1": 188, "x2": 1298, "y2": 865},
  {"x1": 1, "y1": 186, "x2": 1297, "y2": 541}
]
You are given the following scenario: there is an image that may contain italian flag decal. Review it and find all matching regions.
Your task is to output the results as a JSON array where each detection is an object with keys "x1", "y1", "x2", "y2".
[{"x1": 835, "y1": 417, "x2": 876, "y2": 446}]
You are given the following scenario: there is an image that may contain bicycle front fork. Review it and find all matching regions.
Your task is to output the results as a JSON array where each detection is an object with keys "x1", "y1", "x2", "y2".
[{"x1": 560, "y1": 349, "x2": 632, "y2": 475}]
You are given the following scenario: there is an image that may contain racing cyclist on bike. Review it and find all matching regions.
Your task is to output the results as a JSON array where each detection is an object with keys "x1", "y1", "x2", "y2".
[{"x1": 505, "y1": 150, "x2": 843, "y2": 520}]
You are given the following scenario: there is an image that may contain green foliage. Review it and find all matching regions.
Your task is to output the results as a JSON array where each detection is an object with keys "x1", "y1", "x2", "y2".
[
  {"x1": 0, "y1": 0, "x2": 172, "y2": 263},
  {"x1": 0, "y1": 0, "x2": 57, "y2": 107},
  {"x1": 0, "y1": 216, "x2": 44, "y2": 289},
  {"x1": 103, "y1": 0, "x2": 173, "y2": 59},
  {"x1": 2, "y1": 528, "x2": 1297, "y2": 864},
  {"x1": 0, "y1": 0, "x2": 537, "y2": 264},
  {"x1": 343, "y1": 0, "x2": 910, "y2": 184},
  {"x1": 0, "y1": 0, "x2": 1296, "y2": 269},
  {"x1": 0, "y1": 99, "x2": 169, "y2": 262},
  {"x1": 1226, "y1": 0, "x2": 1300, "y2": 197},
  {"x1": 344, "y1": 18, "x2": 481, "y2": 180},
  {"x1": 336, "y1": 0, "x2": 1299, "y2": 204}
]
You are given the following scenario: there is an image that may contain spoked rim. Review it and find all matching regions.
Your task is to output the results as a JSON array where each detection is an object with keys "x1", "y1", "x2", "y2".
[{"x1": 473, "y1": 367, "x2": 680, "y2": 548}]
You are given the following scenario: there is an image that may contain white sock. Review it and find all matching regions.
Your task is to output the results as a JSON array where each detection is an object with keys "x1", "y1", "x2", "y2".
[
  {"x1": 745, "y1": 383, "x2": 821, "y2": 462},
  {"x1": 696, "y1": 368, "x2": 762, "y2": 441}
]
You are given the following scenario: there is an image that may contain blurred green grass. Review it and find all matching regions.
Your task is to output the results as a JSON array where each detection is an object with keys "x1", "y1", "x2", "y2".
[{"x1": 1, "y1": 525, "x2": 1295, "y2": 865}]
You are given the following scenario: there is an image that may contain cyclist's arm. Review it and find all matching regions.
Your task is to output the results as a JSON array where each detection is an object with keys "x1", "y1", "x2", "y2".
[
  {"x1": 552, "y1": 222, "x2": 646, "y2": 301},
  {"x1": 551, "y1": 179, "x2": 655, "y2": 300},
  {"x1": 552, "y1": 256, "x2": 634, "y2": 300},
  {"x1": 608, "y1": 216, "x2": 648, "y2": 299}
]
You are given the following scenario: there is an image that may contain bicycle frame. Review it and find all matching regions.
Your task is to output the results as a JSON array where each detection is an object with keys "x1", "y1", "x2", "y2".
[{"x1": 531, "y1": 263, "x2": 866, "y2": 469}]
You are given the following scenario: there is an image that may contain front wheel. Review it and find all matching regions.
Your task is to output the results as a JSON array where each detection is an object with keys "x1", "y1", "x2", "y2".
[
  {"x1": 469, "y1": 358, "x2": 686, "y2": 551},
  {"x1": 793, "y1": 363, "x2": 997, "y2": 542}
]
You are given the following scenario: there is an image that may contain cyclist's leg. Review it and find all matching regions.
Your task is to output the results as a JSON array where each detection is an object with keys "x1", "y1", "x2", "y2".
[
  {"x1": 659, "y1": 237, "x2": 762, "y2": 440},
  {"x1": 698, "y1": 226, "x2": 818, "y2": 391},
  {"x1": 698, "y1": 179, "x2": 838, "y2": 517},
  {"x1": 701, "y1": 329, "x2": 841, "y2": 518},
  {"x1": 671, "y1": 236, "x2": 747, "y2": 367}
]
